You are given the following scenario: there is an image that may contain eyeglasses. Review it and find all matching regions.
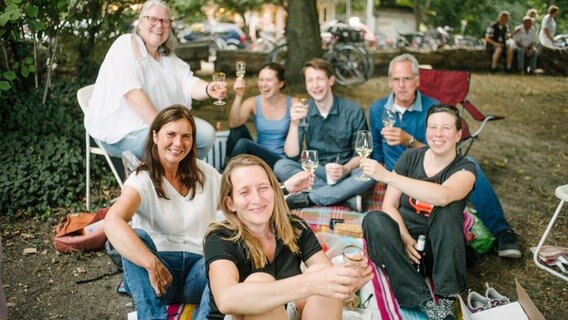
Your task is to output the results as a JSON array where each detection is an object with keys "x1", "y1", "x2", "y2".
[
  {"x1": 389, "y1": 76, "x2": 416, "y2": 84},
  {"x1": 143, "y1": 16, "x2": 172, "y2": 27}
]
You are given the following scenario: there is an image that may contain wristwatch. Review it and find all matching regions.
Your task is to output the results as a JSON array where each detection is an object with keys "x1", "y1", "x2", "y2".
[
  {"x1": 281, "y1": 184, "x2": 289, "y2": 196},
  {"x1": 407, "y1": 136, "x2": 415, "y2": 148}
]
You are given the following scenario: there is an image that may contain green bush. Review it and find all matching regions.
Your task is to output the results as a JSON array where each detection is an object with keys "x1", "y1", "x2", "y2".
[{"x1": 0, "y1": 82, "x2": 116, "y2": 218}]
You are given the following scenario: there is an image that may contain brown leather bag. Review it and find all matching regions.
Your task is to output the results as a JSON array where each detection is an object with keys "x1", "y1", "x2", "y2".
[{"x1": 52, "y1": 208, "x2": 108, "y2": 253}]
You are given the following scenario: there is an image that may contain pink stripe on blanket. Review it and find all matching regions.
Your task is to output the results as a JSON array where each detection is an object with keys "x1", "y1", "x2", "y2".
[{"x1": 365, "y1": 239, "x2": 403, "y2": 320}]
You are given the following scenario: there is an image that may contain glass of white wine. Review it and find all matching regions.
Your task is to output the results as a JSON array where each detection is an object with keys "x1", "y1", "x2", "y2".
[
  {"x1": 382, "y1": 109, "x2": 396, "y2": 128},
  {"x1": 235, "y1": 61, "x2": 246, "y2": 78},
  {"x1": 354, "y1": 130, "x2": 372, "y2": 181},
  {"x1": 298, "y1": 97, "x2": 309, "y2": 127},
  {"x1": 300, "y1": 150, "x2": 318, "y2": 192},
  {"x1": 212, "y1": 72, "x2": 226, "y2": 106}
]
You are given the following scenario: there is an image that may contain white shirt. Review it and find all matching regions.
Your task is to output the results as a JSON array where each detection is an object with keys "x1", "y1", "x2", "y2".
[
  {"x1": 84, "y1": 34, "x2": 198, "y2": 144},
  {"x1": 513, "y1": 25, "x2": 536, "y2": 48},
  {"x1": 125, "y1": 160, "x2": 221, "y2": 255},
  {"x1": 539, "y1": 14, "x2": 556, "y2": 47}
]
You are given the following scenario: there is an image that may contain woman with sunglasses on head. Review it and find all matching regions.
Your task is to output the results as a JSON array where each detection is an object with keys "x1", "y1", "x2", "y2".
[
  {"x1": 360, "y1": 104, "x2": 477, "y2": 320},
  {"x1": 85, "y1": 0, "x2": 227, "y2": 164},
  {"x1": 204, "y1": 154, "x2": 373, "y2": 319},
  {"x1": 104, "y1": 105, "x2": 222, "y2": 319}
]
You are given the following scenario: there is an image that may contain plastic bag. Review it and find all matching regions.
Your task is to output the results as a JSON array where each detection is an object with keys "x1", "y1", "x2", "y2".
[{"x1": 467, "y1": 210, "x2": 495, "y2": 254}]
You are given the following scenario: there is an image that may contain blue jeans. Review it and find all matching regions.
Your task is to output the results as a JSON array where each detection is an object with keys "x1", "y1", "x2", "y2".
[
  {"x1": 274, "y1": 159, "x2": 375, "y2": 205},
  {"x1": 122, "y1": 229, "x2": 210, "y2": 320},
  {"x1": 516, "y1": 48, "x2": 537, "y2": 72},
  {"x1": 100, "y1": 117, "x2": 215, "y2": 160},
  {"x1": 466, "y1": 157, "x2": 511, "y2": 236}
]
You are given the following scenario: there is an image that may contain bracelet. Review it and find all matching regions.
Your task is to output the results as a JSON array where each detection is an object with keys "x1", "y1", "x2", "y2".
[{"x1": 205, "y1": 82, "x2": 214, "y2": 99}]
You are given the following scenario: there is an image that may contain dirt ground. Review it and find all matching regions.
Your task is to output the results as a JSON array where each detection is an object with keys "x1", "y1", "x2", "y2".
[{"x1": 2, "y1": 73, "x2": 567, "y2": 319}]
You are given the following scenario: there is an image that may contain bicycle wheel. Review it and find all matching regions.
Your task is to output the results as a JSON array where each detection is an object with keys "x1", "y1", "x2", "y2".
[
  {"x1": 267, "y1": 43, "x2": 287, "y2": 64},
  {"x1": 324, "y1": 44, "x2": 367, "y2": 85},
  {"x1": 354, "y1": 44, "x2": 374, "y2": 78}
]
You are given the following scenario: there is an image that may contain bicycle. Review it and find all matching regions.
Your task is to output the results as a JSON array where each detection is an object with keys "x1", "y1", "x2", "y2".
[{"x1": 267, "y1": 31, "x2": 373, "y2": 85}]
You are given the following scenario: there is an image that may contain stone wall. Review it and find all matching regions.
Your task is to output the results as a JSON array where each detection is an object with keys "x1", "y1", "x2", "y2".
[{"x1": 208, "y1": 47, "x2": 568, "y2": 76}]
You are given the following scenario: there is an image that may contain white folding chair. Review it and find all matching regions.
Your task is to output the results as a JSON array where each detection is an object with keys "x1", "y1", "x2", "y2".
[
  {"x1": 533, "y1": 184, "x2": 568, "y2": 281},
  {"x1": 77, "y1": 85, "x2": 123, "y2": 210}
]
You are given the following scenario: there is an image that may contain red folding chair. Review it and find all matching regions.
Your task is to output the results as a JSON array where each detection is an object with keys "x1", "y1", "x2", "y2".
[{"x1": 418, "y1": 69, "x2": 505, "y2": 156}]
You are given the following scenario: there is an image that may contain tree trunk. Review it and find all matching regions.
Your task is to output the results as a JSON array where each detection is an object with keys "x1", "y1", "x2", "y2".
[{"x1": 285, "y1": 0, "x2": 322, "y2": 85}]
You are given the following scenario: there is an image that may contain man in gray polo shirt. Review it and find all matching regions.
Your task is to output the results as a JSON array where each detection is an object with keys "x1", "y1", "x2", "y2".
[{"x1": 274, "y1": 58, "x2": 375, "y2": 211}]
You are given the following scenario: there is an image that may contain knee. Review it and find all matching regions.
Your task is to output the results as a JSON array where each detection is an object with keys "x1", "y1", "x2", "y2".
[
  {"x1": 273, "y1": 159, "x2": 295, "y2": 178},
  {"x1": 196, "y1": 119, "x2": 216, "y2": 148},
  {"x1": 243, "y1": 272, "x2": 276, "y2": 283},
  {"x1": 362, "y1": 211, "x2": 392, "y2": 236}
]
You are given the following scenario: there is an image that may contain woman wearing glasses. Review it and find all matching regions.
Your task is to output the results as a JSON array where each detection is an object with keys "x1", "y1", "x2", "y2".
[
  {"x1": 84, "y1": 0, "x2": 227, "y2": 163},
  {"x1": 360, "y1": 104, "x2": 477, "y2": 320}
]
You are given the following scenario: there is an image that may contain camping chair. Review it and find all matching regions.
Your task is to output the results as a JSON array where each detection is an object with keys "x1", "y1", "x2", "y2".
[
  {"x1": 533, "y1": 184, "x2": 568, "y2": 281},
  {"x1": 418, "y1": 68, "x2": 505, "y2": 156},
  {"x1": 77, "y1": 85, "x2": 123, "y2": 211}
]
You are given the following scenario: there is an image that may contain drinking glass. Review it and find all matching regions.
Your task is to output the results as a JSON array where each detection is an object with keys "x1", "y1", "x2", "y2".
[
  {"x1": 382, "y1": 109, "x2": 396, "y2": 127},
  {"x1": 212, "y1": 72, "x2": 226, "y2": 106},
  {"x1": 354, "y1": 130, "x2": 373, "y2": 181},
  {"x1": 342, "y1": 244, "x2": 365, "y2": 303},
  {"x1": 300, "y1": 150, "x2": 318, "y2": 192},
  {"x1": 235, "y1": 61, "x2": 246, "y2": 78},
  {"x1": 298, "y1": 98, "x2": 309, "y2": 127}
]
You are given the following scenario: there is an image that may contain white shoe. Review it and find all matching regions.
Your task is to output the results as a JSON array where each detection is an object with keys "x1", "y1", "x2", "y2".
[{"x1": 485, "y1": 282, "x2": 510, "y2": 307}]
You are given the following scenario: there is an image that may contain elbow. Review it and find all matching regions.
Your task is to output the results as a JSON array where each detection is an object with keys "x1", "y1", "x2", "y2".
[{"x1": 214, "y1": 294, "x2": 236, "y2": 315}]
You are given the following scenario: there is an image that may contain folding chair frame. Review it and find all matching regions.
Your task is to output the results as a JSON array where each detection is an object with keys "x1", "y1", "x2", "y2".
[
  {"x1": 533, "y1": 184, "x2": 568, "y2": 281},
  {"x1": 77, "y1": 85, "x2": 123, "y2": 211},
  {"x1": 418, "y1": 69, "x2": 505, "y2": 156}
]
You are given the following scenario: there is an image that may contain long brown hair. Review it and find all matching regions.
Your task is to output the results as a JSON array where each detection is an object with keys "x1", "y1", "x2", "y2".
[
  {"x1": 206, "y1": 155, "x2": 303, "y2": 269},
  {"x1": 136, "y1": 105, "x2": 204, "y2": 199}
]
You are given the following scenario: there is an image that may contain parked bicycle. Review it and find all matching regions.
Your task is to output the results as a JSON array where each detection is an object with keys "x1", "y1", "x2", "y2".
[{"x1": 268, "y1": 23, "x2": 373, "y2": 86}]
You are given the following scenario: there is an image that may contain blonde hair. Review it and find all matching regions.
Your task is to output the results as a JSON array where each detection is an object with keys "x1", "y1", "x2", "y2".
[
  {"x1": 135, "y1": 0, "x2": 178, "y2": 55},
  {"x1": 206, "y1": 155, "x2": 303, "y2": 269}
]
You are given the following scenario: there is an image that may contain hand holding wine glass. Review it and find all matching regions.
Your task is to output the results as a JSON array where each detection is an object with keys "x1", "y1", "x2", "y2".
[
  {"x1": 235, "y1": 61, "x2": 246, "y2": 78},
  {"x1": 212, "y1": 72, "x2": 226, "y2": 106},
  {"x1": 300, "y1": 150, "x2": 318, "y2": 192},
  {"x1": 382, "y1": 109, "x2": 396, "y2": 128},
  {"x1": 298, "y1": 97, "x2": 309, "y2": 127},
  {"x1": 355, "y1": 130, "x2": 373, "y2": 181}
]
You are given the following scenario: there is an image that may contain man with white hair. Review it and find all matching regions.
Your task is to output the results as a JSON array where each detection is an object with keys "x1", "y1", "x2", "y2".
[{"x1": 512, "y1": 16, "x2": 538, "y2": 74}]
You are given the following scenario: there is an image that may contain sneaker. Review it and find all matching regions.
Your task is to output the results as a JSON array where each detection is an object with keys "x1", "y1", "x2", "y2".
[
  {"x1": 418, "y1": 298, "x2": 456, "y2": 320},
  {"x1": 485, "y1": 282, "x2": 510, "y2": 307},
  {"x1": 286, "y1": 192, "x2": 313, "y2": 210},
  {"x1": 496, "y1": 229, "x2": 521, "y2": 259},
  {"x1": 343, "y1": 195, "x2": 363, "y2": 213},
  {"x1": 467, "y1": 290, "x2": 492, "y2": 313},
  {"x1": 438, "y1": 297, "x2": 457, "y2": 320}
]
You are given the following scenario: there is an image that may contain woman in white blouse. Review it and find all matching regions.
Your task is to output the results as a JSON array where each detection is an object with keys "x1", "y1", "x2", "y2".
[
  {"x1": 84, "y1": 0, "x2": 227, "y2": 160},
  {"x1": 539, "y1": 5, "x2": 559, "y2": 48}
]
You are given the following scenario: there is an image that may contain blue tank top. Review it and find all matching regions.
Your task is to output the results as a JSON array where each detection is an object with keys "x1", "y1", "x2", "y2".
[{"x1": 254, "y1": 95, "x2": 291, "y2": 158}]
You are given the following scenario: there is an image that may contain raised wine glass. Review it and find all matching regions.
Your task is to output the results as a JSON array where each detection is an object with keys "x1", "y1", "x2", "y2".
[
  {"x1": 300, "y1": 150, "x2": 318, "y2": 192},
  {"x1": 382, "y1": 109, "x2": 396, "y2": 127},
  {"x1": 342, "y1": 244, "x2": 365, "y2": 305},
  {"x1": 354, "y1": 130, "x2": 373, "y2": 181},
  {"x1": 212, "y1": 72, "x2": 226, "y2": 106},
  {"x1": 235, "y1": 61, "x2": 246, "y2": 78},
  {"x1": 298, "y1": 97, "x2": 309, "y2": 127}
]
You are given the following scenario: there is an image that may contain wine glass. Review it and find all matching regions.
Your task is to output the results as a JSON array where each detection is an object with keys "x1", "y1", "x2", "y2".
[
  {"x1": 342, "y1": 244, "x2": 365, "y2": 304},
  {"x1": 235, "y1": 61, "x2": 246, "y2": 78},
  {"x1": 354, "y1": 130, "x2": 373, "y2": 181},
  {"x1": 212, "y1": 72, "x2": 226, "y2": 106},
  {"x1": 300, "y1": 150, "x2": 318, "y2": 192},
  {"x1": 298, "y1": 97, "x2": 309, "y2": 127},
  {"x1": 382, "y1": 109, "x2": 396, "y2": 128}
]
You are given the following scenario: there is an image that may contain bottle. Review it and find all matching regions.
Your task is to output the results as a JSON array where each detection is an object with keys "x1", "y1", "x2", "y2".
[{"x1": 415, "y1": 235, "x2": 426, "y2": 273}]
